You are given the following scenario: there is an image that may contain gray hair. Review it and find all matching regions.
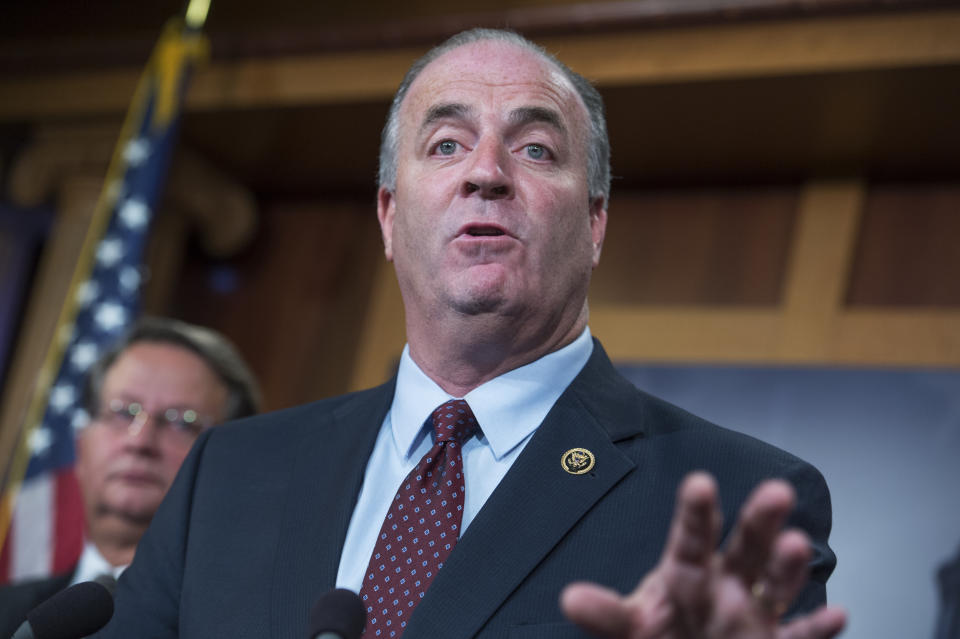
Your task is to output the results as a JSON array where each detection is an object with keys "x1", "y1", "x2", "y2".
[
  {"x1": 377, "y1": 28, "x2": 611, "y2": 207},
  {"x1": 83, "y1": 316, "x2": 262, "y2": 422}
]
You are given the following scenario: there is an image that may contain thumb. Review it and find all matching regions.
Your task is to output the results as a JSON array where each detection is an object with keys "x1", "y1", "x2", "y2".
[{"x1": 561, "y1": 582, "x2": 639, "y2": 638}]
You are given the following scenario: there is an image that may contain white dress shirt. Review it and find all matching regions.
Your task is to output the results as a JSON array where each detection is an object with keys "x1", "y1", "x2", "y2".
[
  {"x1": 335, "y1": 327, "x2": 594, "y2": 592},
  {"x1": 70, "y1": 541, "x2": 126, "y2": 586}
]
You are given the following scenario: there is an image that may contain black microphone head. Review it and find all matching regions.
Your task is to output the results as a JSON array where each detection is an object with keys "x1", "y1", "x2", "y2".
[
  {"x1": 26, "y1": 580, "x2": 114, "y2": 639},
  {"x1": 308, "y1": 588, "x2": 366, "y2": 639},
  {"x1": 91, "y1": 573, "x2": 118, "y2": 597}
]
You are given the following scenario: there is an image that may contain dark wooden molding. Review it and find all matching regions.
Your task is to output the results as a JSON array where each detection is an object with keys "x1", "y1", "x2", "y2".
[{"x1": 2, "y1": 0, "x2": 957, "y2": 75}]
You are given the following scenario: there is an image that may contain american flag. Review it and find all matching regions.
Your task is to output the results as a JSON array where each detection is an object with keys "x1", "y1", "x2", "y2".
[{"x1": 0, "y1": 18, "x2": 207, "y2": 584}]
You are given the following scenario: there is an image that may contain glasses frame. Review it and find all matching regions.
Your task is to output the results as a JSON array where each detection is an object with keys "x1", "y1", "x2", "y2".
[{"x1": 94, "y1": 398, "x2": 214, "y2": 441}]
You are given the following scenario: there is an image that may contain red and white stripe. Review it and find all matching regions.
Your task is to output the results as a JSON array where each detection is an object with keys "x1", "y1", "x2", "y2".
[{"x1": 0, "y1": 469, "x2": 84, "y2": 584}]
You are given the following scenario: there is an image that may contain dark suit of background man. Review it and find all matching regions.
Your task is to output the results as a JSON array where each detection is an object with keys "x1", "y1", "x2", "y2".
[
  {"x1": 936, "y1": 543, "x2": 960, "y2": 639},
  {"x1": 0, "y1": 317, "x2": 260, "y2": 637},
  {"x1": 95, "y1": 29, "x2": 847, "y2": 639}
]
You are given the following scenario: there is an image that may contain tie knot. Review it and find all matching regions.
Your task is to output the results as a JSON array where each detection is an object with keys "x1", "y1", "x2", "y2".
[{"x1": 430, "y1": 399, "x2": 478, "y2": 444}]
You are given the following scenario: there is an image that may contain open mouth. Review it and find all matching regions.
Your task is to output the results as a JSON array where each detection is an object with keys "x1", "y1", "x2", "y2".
[{"x1": 465, "y1": 226, "x2": 506, "y2": 237}]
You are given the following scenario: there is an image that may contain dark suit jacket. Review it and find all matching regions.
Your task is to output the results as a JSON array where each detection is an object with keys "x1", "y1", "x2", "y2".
[
  {"x1": 96, "y1": 340, "x2": 835, "y2": 638},
  {"x1": 0, "y1": 570, "x2": 73, "y2": 638}
]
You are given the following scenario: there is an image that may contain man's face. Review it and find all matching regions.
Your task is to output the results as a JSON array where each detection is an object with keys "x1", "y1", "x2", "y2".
[
  {"x1": 75, "y1": 342, "x2": 228, "y2": 531},
  {"x1": 378, "y1": 40, "x2": 606, "y2": 329}
]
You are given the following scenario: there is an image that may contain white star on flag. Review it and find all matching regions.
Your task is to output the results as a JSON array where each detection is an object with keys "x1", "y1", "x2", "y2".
[
  {"x1": 123, "y1": 138, "x2": 152, "y2": 166},
  {"x1": 119, "y1": 266, "x2": 141, "y2": 293},
  {"x1": 75, "y1": 280, "x2": 101, "y2": 307},
  {"x1": 71, "y1": 409, "x2": 91, "y2": 431},
  {"x1": 118, "y1": 198, "x2": 150, "y2": 230},
  {"x1": 28, "y1": 426, "x2": 54, "y2": 457},
  {"x1": 48, "y1": 384, "x2": 77, "y2": 414},
  {"x1": 96, "y1": 238, "x2": 124, "y2": 268},
  {"x1": 94, "y1": 302, "x2": 128, "y2": 332},
  {"x1": 69, "y1": 342, "x2": 99, "y2": 372}
]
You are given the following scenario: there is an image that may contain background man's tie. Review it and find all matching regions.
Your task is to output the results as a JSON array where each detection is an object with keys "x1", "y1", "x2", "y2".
[{"x1": 359, "y1": 400, "x2": 479, "y2": 638}]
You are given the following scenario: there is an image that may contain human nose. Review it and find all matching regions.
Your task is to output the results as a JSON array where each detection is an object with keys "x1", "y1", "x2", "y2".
[
  {"x1": 461, "y1": 137, "x2": 513, "y2": 199},
  {"x1": 125, "y1": 410, "x2": 160, "y2": 446}
]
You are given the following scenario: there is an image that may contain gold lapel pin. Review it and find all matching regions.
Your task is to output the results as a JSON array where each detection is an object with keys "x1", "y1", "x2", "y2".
[{"x1": 561, "y1": 448, "x2": 595, "y2": 475}]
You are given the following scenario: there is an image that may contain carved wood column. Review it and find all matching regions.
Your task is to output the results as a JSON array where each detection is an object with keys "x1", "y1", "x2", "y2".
[{"x1": 0, "y1": 171, "x2": 101, "y2": 483}]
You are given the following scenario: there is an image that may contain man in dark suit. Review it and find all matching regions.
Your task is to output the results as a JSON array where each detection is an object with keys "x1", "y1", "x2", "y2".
[
  {"x1": 96, "y1": 29, "x2": 846, "y2": 639},
  {"x1": 0, "y1": 317, "x2": 259, "y2": 637}
]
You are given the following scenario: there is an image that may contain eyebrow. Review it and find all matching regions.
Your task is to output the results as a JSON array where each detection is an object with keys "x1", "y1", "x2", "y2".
[
  {"x1": 419, "y1": 103, "x2": 566, "y2": 135},
  {"x1": 508, "y1": 106, "x2": 566, "y2": 134},
  {"x1": 421, "y1": 103, "x2": 472, "y2": 132}
]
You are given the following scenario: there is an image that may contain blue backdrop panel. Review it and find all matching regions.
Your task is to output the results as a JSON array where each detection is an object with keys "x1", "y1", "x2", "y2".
[{"x1": 618, "y1": 363, "x2": 960, "y2": 639}]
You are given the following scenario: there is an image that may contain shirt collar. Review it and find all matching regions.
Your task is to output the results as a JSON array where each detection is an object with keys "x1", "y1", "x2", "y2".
[
  {"x1": 390, "y1": 327, "x2": 593, "y2": 461},
  {"x1": 70, "y1": 540, "x2": 126, "y2": 585}
]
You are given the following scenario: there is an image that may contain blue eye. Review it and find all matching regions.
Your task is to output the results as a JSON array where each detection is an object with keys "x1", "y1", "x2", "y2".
[
  {"x1": 437, "y1": 140, "x2": 458, "y2": 155},
  {"x1": 525, "y1": 144, "x2": 547, "y2": 160}
]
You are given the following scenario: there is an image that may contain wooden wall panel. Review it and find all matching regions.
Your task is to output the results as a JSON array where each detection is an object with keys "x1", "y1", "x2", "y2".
[
  {"x1": 590, "y1": 187, "x2": 798, "y2": 306},
  {"x1": 166, "y1": 201, "x2": 382, "y2": 410},
  {"x1": 847, "y1": 183, "x2": 960, "y2": 306}
]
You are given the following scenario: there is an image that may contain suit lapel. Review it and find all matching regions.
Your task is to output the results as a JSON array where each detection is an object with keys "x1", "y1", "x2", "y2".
[
  {"x1": 403, "y1": 342, "x2": 644, "y2": 638},
  {"x1": 271, "y1": 382, "x2": 394, "y2": 639}
]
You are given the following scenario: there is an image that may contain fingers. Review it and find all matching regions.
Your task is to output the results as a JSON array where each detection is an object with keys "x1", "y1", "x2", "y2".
[
  {"x1": 663, "y1": 472, "x2": 722, "y2": 567},
  {"x1": 723, "y1": 479, "x2": 795, "y2": 586},
  {"x1": 777, "y1": 606, "x2": 847, "y2": 639},
  {"x1": 560, "y1": 582, "x2": 635, "y2": 638},
  {"x1": 562, "y1": 473, "x2": 831, "y2": 639},
  {"x1": 765, "y1": 529, "x2": 813, "y2": 611},
  {"x1": 562, "y1": 474, "x2": 722, "y2": 638}
]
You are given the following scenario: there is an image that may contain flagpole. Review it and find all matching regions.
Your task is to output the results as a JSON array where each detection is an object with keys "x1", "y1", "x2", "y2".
[
  {"x1": 0, "y1": 4, "x2": 210, "y2": 560},
  {"x1": 185, "y1": 0, "x2": 211, "y2": 30}
]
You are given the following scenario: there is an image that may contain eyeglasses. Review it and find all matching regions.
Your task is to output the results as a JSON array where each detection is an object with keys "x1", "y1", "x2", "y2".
[{"x1": 94, "y1": 398, "x2": 214, "y2": 442}]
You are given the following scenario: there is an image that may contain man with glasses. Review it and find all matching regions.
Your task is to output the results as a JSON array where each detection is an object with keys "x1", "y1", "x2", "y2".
[{"x1": 0, "y1": 316, "x2": 260, "y2": 636}]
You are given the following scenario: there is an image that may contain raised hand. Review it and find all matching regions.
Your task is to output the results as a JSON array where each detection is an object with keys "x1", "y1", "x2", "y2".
[{"x1": 560, "y1": 472, "x2": 846, "y2": 639}]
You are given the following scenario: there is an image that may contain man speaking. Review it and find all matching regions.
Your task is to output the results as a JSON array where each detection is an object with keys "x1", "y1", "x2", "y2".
[{"x1": 94, "y1": 29, "x2": 845, "y2": 639}]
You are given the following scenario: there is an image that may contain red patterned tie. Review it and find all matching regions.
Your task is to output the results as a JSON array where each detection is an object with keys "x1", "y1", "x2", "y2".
[{"x1": 359, "y1": 400, "x2": 479, "y2": 638}]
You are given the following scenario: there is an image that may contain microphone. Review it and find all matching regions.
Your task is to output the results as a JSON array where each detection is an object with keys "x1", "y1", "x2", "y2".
[
  {"x1": 308, "y1": 588, "x2": 366, "y2": 639},
  {"x1": 11, "y1": 580, "x2": 114, "y2": 639},
  {"x1": 91, "y1": 573, "x2": 117, "y2": 597}
]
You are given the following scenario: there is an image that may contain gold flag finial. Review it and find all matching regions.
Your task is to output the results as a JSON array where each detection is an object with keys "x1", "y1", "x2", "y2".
[{"x1": 185, "y1": 0, "x2": 211, "y2": 29}]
